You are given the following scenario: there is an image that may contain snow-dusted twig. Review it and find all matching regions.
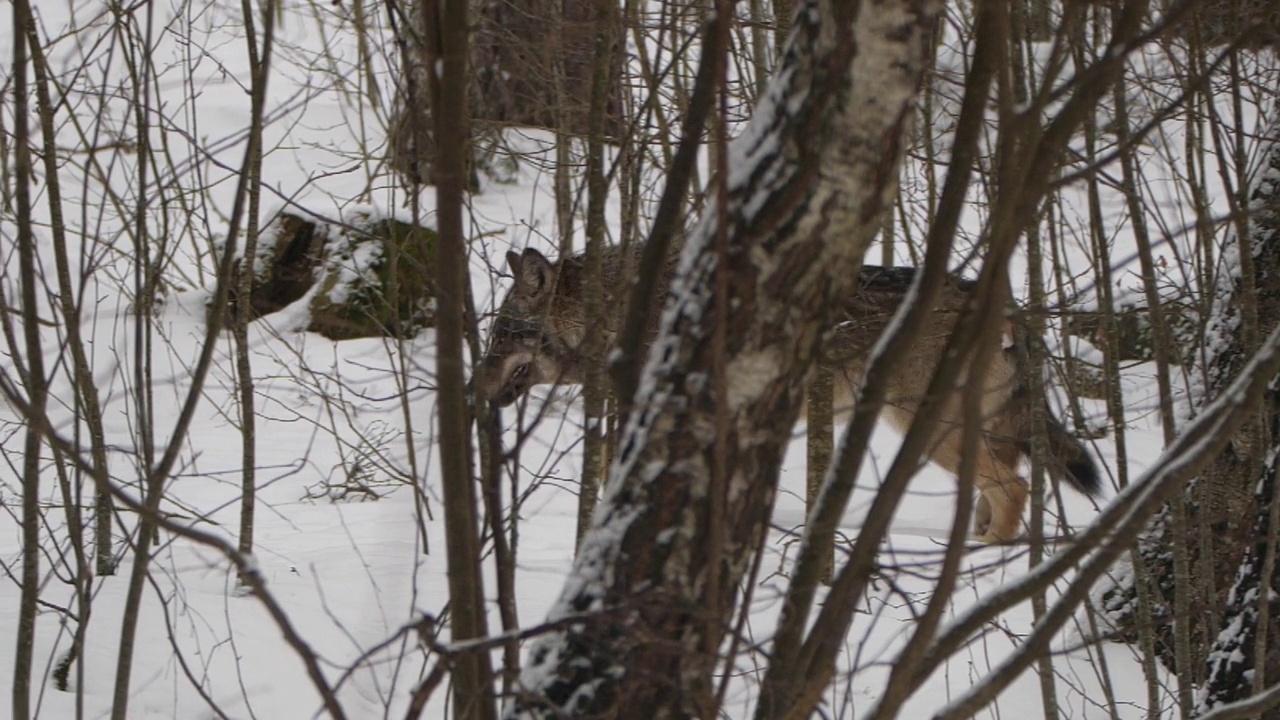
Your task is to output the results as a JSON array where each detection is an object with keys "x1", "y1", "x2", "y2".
[{"x1": 930, "y1": 319, "x2": 1280, "y2": 720}]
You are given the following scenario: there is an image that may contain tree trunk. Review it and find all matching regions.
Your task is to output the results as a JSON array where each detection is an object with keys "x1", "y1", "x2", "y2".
[
  {"x1": 427, "y1": 0, "x2": 497, "y2": 717},
  {"x1": 504, "y1": 1, "x2": 941, "y2": 717},
  {"x1": 576, "y1": 0, "x2": 617, "y2": 547},
  {"x1": 1192, "y1": 120, "x2": 1280, "y2": 717},
  {"x1": 472, "y1": 0, "x2": 621, "y2": 136},
  {"x1": 1099, "y1": 114, "x2": 1280, "y2": 712},
  {"x1": 390, "y1": 0, "x2": 623, "y2": 186},
  {"x1": 10, "y1": 6, "x2": 45, "y2": 716},
  {"x1": 234, "y1": 0, "x2": 267, "y2": 586}
]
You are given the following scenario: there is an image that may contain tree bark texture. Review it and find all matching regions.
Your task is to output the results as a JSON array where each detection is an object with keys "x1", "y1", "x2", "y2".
[
  {"x1": 472, "y1": 0, "x2": 623, "y2": 136},
  {"x1": 504, "y1": 1, "x2": 941, "y2": 717},
  {"x1": 10, "y1": 4, "x2": 44, "y2": 717},
  {"x1": 577, "y1": 0, "x2": 618, "y2": 546},
  {"x1": 1100, "y1": 115, "x2": 1280, "y2": 707},
  {"x1": 1194, "y1": 122, "x2": 1280, "y2": 717},
  {"x1": 427, "y1": 0, "x2": 497, "y2": 717}
]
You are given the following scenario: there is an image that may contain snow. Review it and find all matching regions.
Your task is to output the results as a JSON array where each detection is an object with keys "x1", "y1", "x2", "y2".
[{"x1": 7, "y1": 1, "x2": 1274, "y2": 718}]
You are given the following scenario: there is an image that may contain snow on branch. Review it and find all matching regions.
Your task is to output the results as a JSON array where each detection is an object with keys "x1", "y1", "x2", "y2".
[{"x1": 504, "y1": 0, "x2": 942, "y2": 717}]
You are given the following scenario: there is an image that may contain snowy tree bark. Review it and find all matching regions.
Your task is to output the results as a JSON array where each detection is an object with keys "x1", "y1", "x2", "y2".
[
  {"x1": 1098, "y1": 116, "x2": 1280, "y2": 715},
  {"x1": 503, "y1": 1, "x2": 942, "y2": 717},
  {"x1": 1194, "y1": 121, "x2": 1280, "y2": 717}
]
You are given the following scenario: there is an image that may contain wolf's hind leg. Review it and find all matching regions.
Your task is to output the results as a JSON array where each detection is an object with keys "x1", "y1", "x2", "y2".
[{"x1": 972, "y1": 446, "x2": 1028, "y2": 543}]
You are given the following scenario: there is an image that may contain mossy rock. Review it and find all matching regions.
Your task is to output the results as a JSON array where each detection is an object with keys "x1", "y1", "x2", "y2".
[
  {"x1": 225, "y1": 211, "x2": 437, "y2": 340},
  {"x1": 309, "y1": 216, "x2": 438, "y2": 339}
]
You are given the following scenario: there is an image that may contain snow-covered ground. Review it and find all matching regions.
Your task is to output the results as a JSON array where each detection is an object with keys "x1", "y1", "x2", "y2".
[{"x1": 3, "y1": 2, "x2": 1250, "y2": 717}]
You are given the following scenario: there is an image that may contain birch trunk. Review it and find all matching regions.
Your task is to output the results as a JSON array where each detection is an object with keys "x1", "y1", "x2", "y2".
[{"x1": 504, "y1": 1, "x2": 941, "y2": 717}]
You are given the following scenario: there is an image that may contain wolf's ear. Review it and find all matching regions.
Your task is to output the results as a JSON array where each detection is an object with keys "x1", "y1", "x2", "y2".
[
  {"x1": 514, "y1": 248, "x2": 553, "y2": 297},
  {"x1": 505, "y1": 250, "x2": 523, "y2": 278}
]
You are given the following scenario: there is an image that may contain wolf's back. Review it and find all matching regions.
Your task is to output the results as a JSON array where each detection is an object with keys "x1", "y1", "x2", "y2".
[{"x1": 854, "y1": 265, "x2": 1103, "y2": 498}]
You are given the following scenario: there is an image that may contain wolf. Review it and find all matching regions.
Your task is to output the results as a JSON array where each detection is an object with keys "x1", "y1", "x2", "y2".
[{"x1": 477, "y1": 246, "x2": 1102, "y2": 543}]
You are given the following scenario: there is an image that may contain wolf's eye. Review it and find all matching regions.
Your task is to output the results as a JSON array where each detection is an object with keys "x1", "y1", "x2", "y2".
[{"x1": 511, "y1": 363, "x2": 530, "y2": 381}]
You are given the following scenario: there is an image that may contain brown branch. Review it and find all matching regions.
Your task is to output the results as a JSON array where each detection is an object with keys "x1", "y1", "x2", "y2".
[
  {"x1": 611, "y1": 12, "x2": 725, "y2": 421},
  {"x1": 756, "y1": 5, "x2": 1002, "y2": 715}
]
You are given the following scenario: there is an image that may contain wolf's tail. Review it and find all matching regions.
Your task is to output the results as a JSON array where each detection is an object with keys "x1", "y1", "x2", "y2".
[
  {"x1": 1017, "y1": 399, "x2": 1104, "y2": 498},
  {"x1": 1003, "y1": 318, "x2": 1103, "y2": 498}
]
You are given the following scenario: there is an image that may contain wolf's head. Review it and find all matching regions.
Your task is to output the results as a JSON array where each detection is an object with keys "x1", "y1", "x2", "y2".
[{"x1": 477, "y1": 248, "x2": 583, "y2": 407}]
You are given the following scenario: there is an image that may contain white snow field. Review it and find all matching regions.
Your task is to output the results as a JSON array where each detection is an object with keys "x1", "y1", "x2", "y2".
[{"x1": 8, "y1": 1, "x2": 1267, "y2": 717}]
